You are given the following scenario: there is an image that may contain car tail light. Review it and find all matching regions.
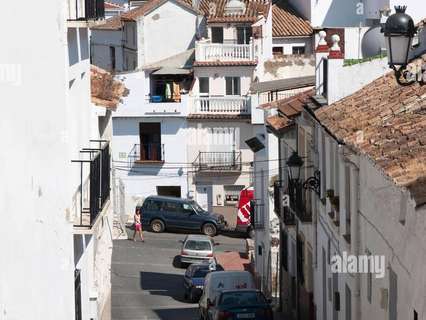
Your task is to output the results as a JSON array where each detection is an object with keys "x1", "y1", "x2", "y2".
[
  {"x1": 207, "y1": 253, "x2": 214, "y2": 257},
  {"x1": 217, "y1": 311, "x2": 232, "y2": 320},
  {"x1": 181, "y1": 249, "x2": 188, "y2": 255}
]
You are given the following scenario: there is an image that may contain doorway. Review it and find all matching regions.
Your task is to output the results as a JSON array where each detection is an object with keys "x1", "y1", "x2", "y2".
[
  {"x1": 157, "y1": 186, "x2": 181, "y2": 198},
  {"x1": 196, "y1": 185, "x2": 213, "y2": 211}
]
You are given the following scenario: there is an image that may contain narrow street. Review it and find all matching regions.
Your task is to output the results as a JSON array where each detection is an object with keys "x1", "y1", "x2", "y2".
[{"x1": 111, "y1": 230, "x2": 246, "y2": 320}]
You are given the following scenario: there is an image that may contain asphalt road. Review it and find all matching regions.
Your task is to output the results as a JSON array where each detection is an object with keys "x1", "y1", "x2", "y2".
[{"x1": 111, "y1": 228, "x2": 246, "y2": 320}]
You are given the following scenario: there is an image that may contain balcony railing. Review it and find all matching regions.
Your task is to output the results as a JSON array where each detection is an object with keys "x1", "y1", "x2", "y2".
[
  {"x1": 288, "y1": 180, "x2": 312, "y2": 223},
  {"x1": 190, "y1": 96, "x2": 251, "y2": 115},
  {"x1": 68, "y1": 0, "x2": 105, "y2": 21},
  {"x1": 72, "y1": 142, "x2": 111, "y2": 228},
  {"x1": 195, "y1": 40, "x2": 254, "y2": 62},
  {"x1": 128, "y1": 143, "x2": 165, "y2": 166},
  {"x1": 193, "y1": 151, "x2": 242, "y2": 172}
]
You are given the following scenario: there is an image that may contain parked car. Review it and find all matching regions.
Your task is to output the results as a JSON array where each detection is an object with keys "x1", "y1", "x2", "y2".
[
  {"x1": 207, "y1": 289, "x2": 273, "y2": 320},
  {"x1": 180, "y1": 235, "x2": 216, "y2": 266},
  {"x1": 183, "y1": 262, "x2": 224, "y2": 302},
  {"x1": 138, "y1": 196, "x2": 226, "y2": 236},
  {"x1": 199, "y1": 271, "x2": 255, "y2": 320}
]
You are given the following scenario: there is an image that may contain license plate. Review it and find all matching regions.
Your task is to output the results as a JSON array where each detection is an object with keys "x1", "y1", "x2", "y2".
[{"x1": 237, "y1": 313, "x2": 255, "y2": 319}]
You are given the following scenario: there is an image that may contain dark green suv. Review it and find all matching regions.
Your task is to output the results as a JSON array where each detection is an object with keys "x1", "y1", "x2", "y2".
[{"x1": 138, "y1": 196, "x2": 226, "y2": 236}]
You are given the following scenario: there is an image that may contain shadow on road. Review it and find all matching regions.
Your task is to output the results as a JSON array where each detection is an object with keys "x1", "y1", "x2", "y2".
[
  {"x1": 140, "y1": 271, "x2": 187, "y2": 302},
  {"x1": 153, "y1": 307, "x2": 199, "y2": 320}
]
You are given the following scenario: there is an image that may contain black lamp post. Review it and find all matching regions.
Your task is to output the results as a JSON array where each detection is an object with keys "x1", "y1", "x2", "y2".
[
  {"x1": 382, "y1": 6, "x2": 417, "y2": 85},
  {"x1": 286, "y1": 152, "x2": 303, "y2": 184}
]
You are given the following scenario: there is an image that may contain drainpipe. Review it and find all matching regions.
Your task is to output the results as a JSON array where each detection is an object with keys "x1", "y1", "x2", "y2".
[{"x1": 352, "y1": 164, "x2": 361, "y2": 320}]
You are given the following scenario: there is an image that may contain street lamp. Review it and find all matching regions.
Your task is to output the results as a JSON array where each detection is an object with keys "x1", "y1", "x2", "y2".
[
  {"x1": 384, "y1": 6, "x2": 416, "y2": 67},
  {"x1": 382, "y1": 6, "x2": 417, "y2": 85},
  {"x1": 286, "y1": 152, "x2": 303, "y2": 184}
]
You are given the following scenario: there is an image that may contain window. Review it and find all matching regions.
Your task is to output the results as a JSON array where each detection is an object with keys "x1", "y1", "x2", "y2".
[
  {"x1": 273, "y1": 47, "x2": 284, "y2": 56},
  {"x1": 199, "y1": 77, "x2": 209, "y2": 95},
  {"x1": 74, "y1": 269, "x2": 82, "y2": 320},
  {"x1": 184, "y1": 240, "x2": 212, "y2": 251},
  {"x1": 345, "y1": 284, "x2": 352, "y2": 320},
  {"x1": 237, "y1": 26, "x2": 252, "y2": 44},
  {"x1": 224, "y1": 185, "x2": 244, "y2": 205},
  {"x1": 139, "y1": 123, "x2": 162, "y2": 161},
  {"x1": 345, "y1": 166, "x2": 351, "y2": 236},
  {"x1": 144, "y1": 199, "x2": 161, "y2": 211},
  {"x1": 183, "y1": 203, "x2": 193, "y2": 212},
  {"x1": 366, "y1": 249, "x2": 372, "y2": 303},
  {"x1": 211, "y1": 27, "x2": 224, "y2": 43},
  {"x1": 225, "y1": 77, "x2": 241, "y2": 95},
  {"x1": 292, "y1": 46, "x2": 305, "y2": 55},
  {"x1": 281, "y1": 229, "x2": 288, "y2": 271},
  {"x1": 110, "y1": 46, "x2": 116, "y2": 70},
  {"x1": 164, "y1": 201, "x2": 179, "y2": 212}
]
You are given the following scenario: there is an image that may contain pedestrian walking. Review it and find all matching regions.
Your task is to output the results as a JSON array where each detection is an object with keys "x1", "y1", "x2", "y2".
[{"x1": 133, "y1": 208, "x2": 144, "y2": 242}]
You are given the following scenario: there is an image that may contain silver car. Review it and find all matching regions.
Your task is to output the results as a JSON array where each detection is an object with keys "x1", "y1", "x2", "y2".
[{"x1": 180, "y1": 235, "x2": 216, "y2": 266}]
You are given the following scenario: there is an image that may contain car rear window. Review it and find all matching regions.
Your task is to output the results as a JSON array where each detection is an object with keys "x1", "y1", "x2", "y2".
[
  {"x1": 219, "y1": 291, "x2": 266, "y2": 306},
  {"x1": 184, "y1": 240, "x2": 212, "y2": 251},
  {"x1": 193, "y1": 269, "x2": 210, "y2": 278}
]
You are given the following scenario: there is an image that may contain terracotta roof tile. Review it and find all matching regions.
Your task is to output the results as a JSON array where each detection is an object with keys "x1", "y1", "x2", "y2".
[
  {"x1": 198, "y1": 0, "x2": 270, "y2": 23},
  {"x1": 105, "y1": 1, "x2": 124, "y2": 9},
  {"x1": 91, "y1": 65, "x2": 128, "y2": 110},
  {"x1": 314, "y1": 60, "x2": 426, "y2": 206},
  {"x1": 121, "y1": 0, "x2": 198, "y2": 20},
  {"x1": 272, "y1": 3, "x2": 312, "y2": 37},
  {"x1": 259, "y1": 89, "x2": 314, "y2": 118},
  {"x1": 193, "y1": 60, "x2": 257, "y2": 67},
  {"x1": 266, "y1": 114, "x2": 293, "y2": 133},
  {"x1": 92, "y1": 14, "x2": 123, "y2": 30}
]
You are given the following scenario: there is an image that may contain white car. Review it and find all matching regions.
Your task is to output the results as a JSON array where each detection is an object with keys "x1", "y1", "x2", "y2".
[{"x1": 180, "y1": 235, "x2": 216, "y2": 266}]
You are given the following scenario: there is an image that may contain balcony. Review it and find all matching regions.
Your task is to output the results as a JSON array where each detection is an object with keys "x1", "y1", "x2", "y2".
[
  {"x1": 68, "y1": 0, "x2": 105, "y2": 21},
  {"x1": 193, "y1": 151, "x2": 242, "y2": 172},
  {"x1": 195, "y1": 40, "x2": 255, "y2": 63},
  {"x1": 72, "y1": 142, "x2": 110, "y2": 228},
  {"x1": 190, "y1": 96, "x2": 251, "y2": 115},
  {"x1": 288, "y1": 181, "x2": 312, "y2": 223},
  {"x1": 128, "y1": 143, "x2": 165, "y2": 166}
]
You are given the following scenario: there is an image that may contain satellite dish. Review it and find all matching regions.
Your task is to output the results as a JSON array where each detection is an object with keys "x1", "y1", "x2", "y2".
[{"x1": 362, "y1": 26, "x2": 386, "y2": 58}]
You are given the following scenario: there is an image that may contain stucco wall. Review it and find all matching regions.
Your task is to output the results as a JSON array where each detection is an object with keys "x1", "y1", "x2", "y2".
[
  {"x1": 193, "y1": 66, "x2": 254, "y2": 96},
  {"x1": 112, "y1": 116, "x2": 188, "y2": 212},
  {"x1": 272, "y1": 37, "x2": 313, "y2": 56},
  {"x1": 91, "y1": 29, "x2": 124, "y2": 71},
  {"x1": 141, "y1": 1, "x2": 201, "y2": 66}
]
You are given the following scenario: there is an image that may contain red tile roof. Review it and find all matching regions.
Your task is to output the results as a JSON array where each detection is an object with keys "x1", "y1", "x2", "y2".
[
  {"x1": 92, "y1": 14, "x2": 123, "y2": 30},
  {"x1": 91, "y1": 65, "x2": 128, "y2": 110},
  {"x1": 105, "y1": 1, "x2": 124, "y2": 9},
  {"x1": 121, "y1": 0, "x2": 200, "y2": 20},
  {"x1": 198, "y1": 0, "x2": 270, "y2": 23},
  {"x1": 315, "y1": 65, "x2": 426, "y2": 206},
  {"x1": 262, "y1": 89, "x2": 314, "y2": 135},
  {"x1": 272, "y1": 3, "x2": 312, "y2": 37}
]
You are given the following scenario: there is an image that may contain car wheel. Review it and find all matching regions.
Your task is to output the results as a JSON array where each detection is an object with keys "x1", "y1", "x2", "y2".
[
  {"x1": 151, "y1": 219, "x2": 165, "y2": 233},
  {"x1": 202, "y1": 223, "x2": 217, "y2": 237}
]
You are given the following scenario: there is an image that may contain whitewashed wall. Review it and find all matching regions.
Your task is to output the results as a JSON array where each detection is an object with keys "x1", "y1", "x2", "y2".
[
  {"x1": 272, "y1": 37, "x2": 313, "y2": 56},
  {"x1": 91, "y1": 29, "x2": 124, "y2": 71},
  {"x1": 139, "y1": 1, "x2": 202, "y2": 66},
  {"x1": 112, "y1": 117, "x2": 188, "y2": 212},
  {"x1": 193, "y1": 66, "x2": 254, "y2": 96}
]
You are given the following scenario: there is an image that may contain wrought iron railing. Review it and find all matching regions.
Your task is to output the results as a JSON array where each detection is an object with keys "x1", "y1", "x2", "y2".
[
  {"x1": 128, "y1": 143, "x2": 165, "y2": 166},
  {"x1": 69, "y1": 0, "x2": 105, "y2": 20},
  {"x1": 72, "y1": 141, "x2": 111, "y2": 228},
  {"x1": 288, "y1": 180, "x2": 312, "y2": 223},
  {"x1": 193, "y1": 151, "x2": 242, "y2": 172}
]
